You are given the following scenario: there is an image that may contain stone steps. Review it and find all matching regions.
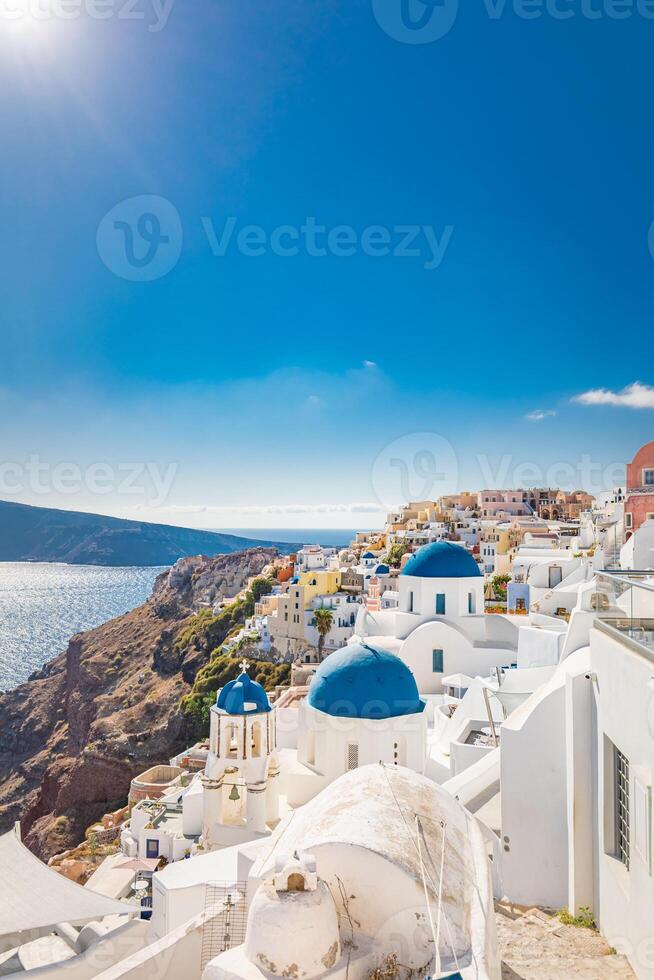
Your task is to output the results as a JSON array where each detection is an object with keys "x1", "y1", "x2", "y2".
[{"x1": 496, "y1": 904, "x2": 636, "y2": 979}]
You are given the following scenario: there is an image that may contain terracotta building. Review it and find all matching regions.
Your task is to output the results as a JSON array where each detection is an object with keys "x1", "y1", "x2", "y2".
[{"x1": 625, "y1": 440, "x2": 654, "y2": 537}]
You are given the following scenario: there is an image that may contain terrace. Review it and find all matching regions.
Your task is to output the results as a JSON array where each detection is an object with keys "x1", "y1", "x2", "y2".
[
  {"x1": 594, "y1": 571, "x2": 654, "y2": 658},
  {"x1": 129, "y1": 764, "x2": 184, "y2": 804}
]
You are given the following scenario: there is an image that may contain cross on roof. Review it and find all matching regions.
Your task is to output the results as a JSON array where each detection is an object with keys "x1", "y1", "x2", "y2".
[{"x1": 239, "y1": 658, "x2": 250, "y2": 674}]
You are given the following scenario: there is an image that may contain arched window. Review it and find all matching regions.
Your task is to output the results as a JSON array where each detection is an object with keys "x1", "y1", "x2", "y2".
[
  {"x1": 227, "y1": 722, "x2": 238, "y2": 759},
  {"x1": 251, "y1": 721, "x2": 262, "y2": 758}
]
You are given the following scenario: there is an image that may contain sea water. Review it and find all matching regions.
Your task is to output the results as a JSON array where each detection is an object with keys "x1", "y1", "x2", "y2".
[{"x1": 0, "y1": 563, "x2": 165, "y2": 690}]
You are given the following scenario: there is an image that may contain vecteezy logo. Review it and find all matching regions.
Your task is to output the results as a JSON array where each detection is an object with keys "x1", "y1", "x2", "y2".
[
  {"x1": 96, "y1": 195, "x2": 183, "y2": 282},
  {"x1": 371, "y1": 0, "x2": 458, "y2": 43},
  {"x1": 371, "y1": 431, "x2": 458, "y2": 511}
]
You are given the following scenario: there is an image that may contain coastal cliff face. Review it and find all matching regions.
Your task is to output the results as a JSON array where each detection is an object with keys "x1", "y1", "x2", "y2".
[{"x1": 0, "y1": 548, "x2": 277, "y2": 859}]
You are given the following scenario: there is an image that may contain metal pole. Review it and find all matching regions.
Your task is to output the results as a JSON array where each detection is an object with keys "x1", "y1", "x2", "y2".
[{"x1": 482, "y1": 687, "x2": 499, "y2": 747}]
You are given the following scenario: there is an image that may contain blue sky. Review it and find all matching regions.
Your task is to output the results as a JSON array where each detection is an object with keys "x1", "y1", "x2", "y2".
[{"x1": 1, "y1": 0, "x2": 654, "y2": 529}]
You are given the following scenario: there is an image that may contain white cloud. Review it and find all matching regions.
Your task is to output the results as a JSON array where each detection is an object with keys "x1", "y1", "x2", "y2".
[
  {"x1": 572, "y1": 381, "x2": 654, "y2": 409},
  {"x1": 525, "y1": 409, "x2": 556, "y2": 422},
  {"x1": 363, "y1": 360, "x2": 377, "y2": 369}
]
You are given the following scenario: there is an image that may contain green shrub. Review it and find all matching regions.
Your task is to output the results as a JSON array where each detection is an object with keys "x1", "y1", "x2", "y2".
[
  {"x1": 558, "y1": 906, "x2": 596, "y2": 930},
  {"x1": 491, "y1": 574, "x2": 511, "y2": 600},
  {"x1": 384, "y1": 542, "x2": 408, "y2": 568},
  {"x1": 181, "y1": 652, "x2": 291, "y2": 740},
  {"x1": 249, "y1": 576, "x2": 277, "y2": 603},
  {"x1": 175, "y1": 578, "x2": 279, "y2": 659},
  {"x1": 175, "y1": 604, "x2": 244, "y2": 656},
  {"x1": 177, "y1": 578, "x2": 291, "y2": 741}
]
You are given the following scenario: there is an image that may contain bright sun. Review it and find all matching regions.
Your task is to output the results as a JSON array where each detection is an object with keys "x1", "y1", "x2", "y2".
[
  {"x1": 1, "y1": 0, "x2": 61, "y2": 38},
  {"x1": 0, "y1": 0, "x2": 70, "y2": 61}
]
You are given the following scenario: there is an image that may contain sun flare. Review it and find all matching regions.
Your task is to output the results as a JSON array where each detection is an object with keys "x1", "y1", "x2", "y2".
[{"x1": 1, "y1": 0, "x2": 62, "y2": 40}]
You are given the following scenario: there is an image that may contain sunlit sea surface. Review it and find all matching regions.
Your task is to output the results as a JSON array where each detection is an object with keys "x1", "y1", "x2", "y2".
[{"x1": 0, "y1": 563, "x2": 166, "y2": 691}]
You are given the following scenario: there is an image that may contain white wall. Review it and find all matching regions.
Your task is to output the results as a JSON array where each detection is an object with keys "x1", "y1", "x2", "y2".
[
  {"x1": 527, "y1": 558, "x2": 582, "y2": 590},
  {"x1": 138, "y1": 823, "x2": 188, "y2": 863},
  {"x1": 398, "y1": 621, "x2": 515, "y2": 695},
  {"x1": 591, "y1": 625, "x2": 654, "y2": 979},
  {"x1": 499, "y1": 666, "x2": 574, "y2": 908},
  {"x1": 150, "y1": 842, "x2": 262, "y2": 938},
  {"x1": 182, "y1": 780, "x2": 203, "y2": 837},
  {"x1": 296, "y1": 703, "x2": 427, "y2": 786},
  {"x1": 625, "y1": 521, "x2": 654, "y2": 569},
  {"x1": 516, "y1": 625, "x2": 563, "y2": 668},
  {"x1": 93, "y1": 911, "x2": 207, "y2": 980},
  {"x1": 275, "y1": 704, "x2": 300, "y2": 749},
  {"x1": 398, "y1": 574, "x2": 484, "y2": 620},
  {"x1": 13, "y1": 921, "x2": 150, "y2": 980},
  {"x1": 565, "y1": 666, "x2": 594, "y2": 915}
]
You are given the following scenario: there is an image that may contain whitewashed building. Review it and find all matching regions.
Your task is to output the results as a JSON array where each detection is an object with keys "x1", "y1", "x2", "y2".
[
  {"x1": 352, "y1": 542, "x2": 521, "y2": 694},
  {"x1": 198, "y1": 665, "x2": 281, "y2": 850},
  {"x1": 292, "y1": 642, "x2": 428, "y2": 804},
  {"x1": 464, "y1": 569, "x2": 654, "y2": 980}
]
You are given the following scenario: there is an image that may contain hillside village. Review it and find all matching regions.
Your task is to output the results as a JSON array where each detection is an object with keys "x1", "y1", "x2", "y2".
[
  {"x1": 221, "y1": 486, "x2": 600, "y2": 666},
  {"x1": 2, "y1": 441, "x2": 654, "y2": 979}
]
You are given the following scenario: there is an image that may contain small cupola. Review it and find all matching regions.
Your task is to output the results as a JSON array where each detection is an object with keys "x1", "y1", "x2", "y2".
[
  {"x1": 216, "y1": 660, "x2": 272, "y2": 715},
  {"x1": 243, "y1": 852, "x2": 340, "y2": 979}
]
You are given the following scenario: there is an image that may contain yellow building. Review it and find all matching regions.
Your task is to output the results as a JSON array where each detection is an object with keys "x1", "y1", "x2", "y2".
[
  {"x1": 298, "y1": 569, "x2": 341, "y2": 607},
  {"x1": 254, "y1": 594, "x2": 280, "y2": 617},
  {"x1": 353, "y1": 531, "x2": 387, "y2": 552},
  {"x1": 268, "y1": 571, "x2": 343, "y2": 657}
]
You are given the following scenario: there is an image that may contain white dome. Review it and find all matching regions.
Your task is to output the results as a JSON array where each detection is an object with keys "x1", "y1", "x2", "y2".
[{"x1": 244, "y1": 875, "x2": 340, "y2": 979}]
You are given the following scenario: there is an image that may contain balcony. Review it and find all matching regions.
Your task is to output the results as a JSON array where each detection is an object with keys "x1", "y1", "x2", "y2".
[{"x1": 594, "y1": 571, "x2": 654, "y2": 656}]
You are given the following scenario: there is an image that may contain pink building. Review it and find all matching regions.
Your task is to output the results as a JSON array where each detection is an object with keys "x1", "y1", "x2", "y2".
[
  {"x1": 625, "y1": 441, "x2": 654, "y2": 537},
  {"x1": 478, "y1": 491, "x2": 531, "y2": 518}
]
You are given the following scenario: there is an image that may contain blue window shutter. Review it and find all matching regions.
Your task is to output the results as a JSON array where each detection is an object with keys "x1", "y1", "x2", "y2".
[
  {"x1": 433, "y1": 649, "x2": 444, "y2": 673},
  {"x1": 436, "y1": 593, "x2": 446, "y2": 614}
]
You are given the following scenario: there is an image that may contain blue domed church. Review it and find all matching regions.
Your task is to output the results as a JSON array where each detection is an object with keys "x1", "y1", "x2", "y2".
[
  {"x1": 307, "y1": 643, "x2": 424, "y2": 720},
  {"x1": 199, "y1": 661, "x2": 281, "y2": 850},
  {"x1": 350, "y1": 541, "x2": 518, "y2": 698},
  {"x1": 295, "y1": 642, "x2": 427, "y2": 796}
]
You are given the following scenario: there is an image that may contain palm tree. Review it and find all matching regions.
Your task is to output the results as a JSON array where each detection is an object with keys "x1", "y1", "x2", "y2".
[{"x1": 313, "y1": 606, "x2": 334, "y2": 662}]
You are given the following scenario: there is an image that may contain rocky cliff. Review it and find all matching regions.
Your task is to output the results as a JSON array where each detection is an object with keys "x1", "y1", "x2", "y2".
[{"x1": 0, "y1": 548, "x2": 277, "y2": 859}]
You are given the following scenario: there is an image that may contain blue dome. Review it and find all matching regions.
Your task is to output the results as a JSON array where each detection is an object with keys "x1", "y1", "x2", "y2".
[
  {"x1": 362, "y1": 551, "x2": 375, "y2": 559},
  {"x1": 401, "y1": 541, "x2": 481, "y2": 579},
  {"x1": 307, "y1": 643, "x2": 425, "y2": 720},
  {"x1": 375, "y1": 563, "x2": 390, "y2": 575},
  {"x1": 217, "y1": 672, "x2": 271, "y2": 715}
]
